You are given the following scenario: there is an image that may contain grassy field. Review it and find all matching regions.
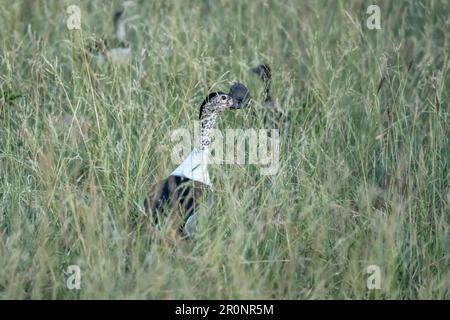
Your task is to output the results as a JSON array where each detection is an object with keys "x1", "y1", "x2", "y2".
[{"x1": 0, "y1": 0, "x2": 448, "y2": 299}]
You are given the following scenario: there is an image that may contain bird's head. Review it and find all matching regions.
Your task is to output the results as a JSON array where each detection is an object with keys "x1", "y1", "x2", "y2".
[
  {"x1": 199, "y1": 92, "x2": 238, "y2": 120},
  {"x1": 113, "y1": 10, "x2": 125, "y2": 28}
]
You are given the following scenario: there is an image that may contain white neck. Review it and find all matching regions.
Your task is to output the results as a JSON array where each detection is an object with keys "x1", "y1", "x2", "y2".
[
  {"x1": 116, "y1": 22, "x2": 127, "y2": 43},
  {"x1": 170, "y1": 146, "x2": 211, "y2": 186},
  {"x1": 170, "y1": 105, "x2": 220, "y2": 186}
]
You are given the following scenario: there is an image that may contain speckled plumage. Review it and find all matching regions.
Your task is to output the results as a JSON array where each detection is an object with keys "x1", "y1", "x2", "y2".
[{"x1": 252, "y1": 64, "x2": 289, "y2": 134}]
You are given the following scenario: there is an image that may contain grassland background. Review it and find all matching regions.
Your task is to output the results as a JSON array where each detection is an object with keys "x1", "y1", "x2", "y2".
[{"x1": 0, "y1": 0, "x2": 448, "y2": 299}]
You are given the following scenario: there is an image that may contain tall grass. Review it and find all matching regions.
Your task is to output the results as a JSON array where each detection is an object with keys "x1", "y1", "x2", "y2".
[{"x1": 0, "y1": 0, "x2": 448, "y2": 299}]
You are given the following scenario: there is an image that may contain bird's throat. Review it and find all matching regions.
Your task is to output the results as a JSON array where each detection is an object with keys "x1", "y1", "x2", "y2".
[{"x1": 198, "y1": 112, "x2": 218, "y2": 150}]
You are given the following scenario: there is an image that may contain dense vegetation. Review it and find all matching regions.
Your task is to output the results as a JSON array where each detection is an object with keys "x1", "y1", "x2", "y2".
[{"x1": 0, "y1": 0, "x2": 448, "y2": 299}]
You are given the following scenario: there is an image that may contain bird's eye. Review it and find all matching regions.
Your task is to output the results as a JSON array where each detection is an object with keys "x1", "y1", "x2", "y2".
[{"x1": 221, "y1": 95, "x2": 227, "y2": 100}]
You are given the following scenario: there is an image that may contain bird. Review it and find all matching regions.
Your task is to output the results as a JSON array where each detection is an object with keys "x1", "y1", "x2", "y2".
[
  {"x1": 86, "y1": 9, "x2": 132, "y2": 66},
  {"x1": 251, "y1": 64, "x2": 288, "y2": 134},
  {"x1": 144, "y1": 84, "x2": 249, "y2": 239}
]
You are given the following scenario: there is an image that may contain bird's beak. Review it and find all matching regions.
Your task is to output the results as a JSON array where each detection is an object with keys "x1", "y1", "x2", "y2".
[
  {"x1": 230, "y1": 98, "x2": 241, "y2": 109},
  {"x1": 228, "y1": 83, "x2": 250, "y2": 109}
]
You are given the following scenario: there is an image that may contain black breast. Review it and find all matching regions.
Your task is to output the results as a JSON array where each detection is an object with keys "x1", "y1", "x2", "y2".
[{"x1": 144, "y1": 175, "x2": 206, "y2": 234}]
